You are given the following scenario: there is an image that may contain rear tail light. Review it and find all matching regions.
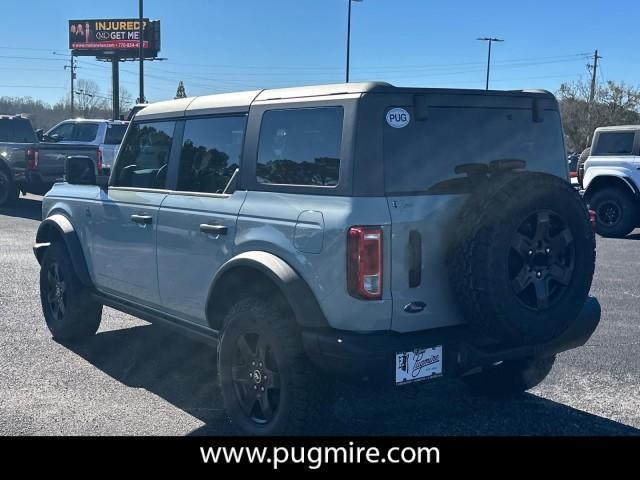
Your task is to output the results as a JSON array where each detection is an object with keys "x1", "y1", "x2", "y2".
[
  {"x1": 347, "y1": 226, "x2": 383, "y2": 300},
  {"x1": 569, "y1": 171, "x2": 577, "y2": 178},
  {"x1": 97, "y1": 148, "x2": 103, "y2": 174},
  {"x1": 26, "y1": 147, "x2": 38, "y2": 170},
  {"x1": 588, "y1": 209, "x2": 597, "y2": 233}
]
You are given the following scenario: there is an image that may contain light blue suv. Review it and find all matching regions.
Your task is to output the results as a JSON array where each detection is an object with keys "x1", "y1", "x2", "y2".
[{"x1": 34, "y1": 83, "x2": 601, "y2": 434}]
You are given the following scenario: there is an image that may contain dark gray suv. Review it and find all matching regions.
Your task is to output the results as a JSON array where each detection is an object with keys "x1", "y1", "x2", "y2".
[{"x1": 34, "y1": 83, "x2": 600, "y2": 434}]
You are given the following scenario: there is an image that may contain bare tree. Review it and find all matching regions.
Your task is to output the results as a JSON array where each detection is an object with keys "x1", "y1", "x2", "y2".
[
  {"x1": 74, "y1": 79, "x2": 108, "y2": 118},
  {"x1": 558, "y1": 79, "x2": 640, "y2": 152},
  {"x1": 108, "y1": 86, "x2": 135, "y2": 117}
]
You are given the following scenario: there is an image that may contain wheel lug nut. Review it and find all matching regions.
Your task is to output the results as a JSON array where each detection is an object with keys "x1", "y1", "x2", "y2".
[
  {"x1": 536, "y1": 271, "x2": 542, "y2": 278},
  {"x1": 545, "y1": 248, "x2": 550, "y2": 254},
  {"x1": 251, "y1": 361, "x2": 255, "y2": 366},
  {"x1": 259, "y1": 362, "x2": 263, "y2": 367},
  {"x1": 261, "y1": 386, "x2": 265, "y2": 392},
  {"x1": 253, "y1": 385, "x2": 257, "y2": 390},
  {"x1": 528, "y1": 250, "x2": 533, "y2": 255}
]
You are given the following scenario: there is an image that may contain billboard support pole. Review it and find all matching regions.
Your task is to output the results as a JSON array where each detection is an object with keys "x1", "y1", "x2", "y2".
[
  {"x1": 112, "y1": 54, "x2": 120, "y2": 120},
  {"x1": 138, "y1": 0, "x2": 145, "y2": 104}
]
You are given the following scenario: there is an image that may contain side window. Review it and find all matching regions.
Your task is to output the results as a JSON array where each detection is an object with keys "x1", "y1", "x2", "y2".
[
  {"x1": 593, "y1": 132, "x2": 635, "y2": 155},
  {"x1": 256, "y1": 107, "x2": 343, "y2": 186},
  {"x1": 72, "y1": 123, "x2": 99, "y2": 142},
  {"x1": 104, "y1": 123, "x2": 128, "y2": 145},
  {"x1": 112, "y1": 121, "x2": 175, "y2": 189},
  {"x1": 12, "y1": 120, "x2": 37, "y2": 143},
  {"x1": 0, "y1": 119, "x2": 35, "y2": 143},
  {"x1": 177, "y1": 116, "x2": 246, "y2": 194},
  {"x1": 47, "y1": 122, "x2": 75, "y2": 141}
]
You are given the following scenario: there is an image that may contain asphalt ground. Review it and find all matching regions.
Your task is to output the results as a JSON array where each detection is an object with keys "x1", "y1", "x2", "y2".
[{"x1": 0, "y1": 194, "x2": 638, "y2": 435}]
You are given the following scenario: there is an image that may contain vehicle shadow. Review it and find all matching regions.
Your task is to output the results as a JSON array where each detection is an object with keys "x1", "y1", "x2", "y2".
[
  {"x1": 65, "y1": 322, "x2": 640, "y2": 436},
  {"x1": 0, "y1": 196, "x2": 42, "y2": 221}
]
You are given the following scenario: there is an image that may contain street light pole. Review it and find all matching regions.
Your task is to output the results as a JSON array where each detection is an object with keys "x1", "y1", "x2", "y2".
[
  {"x1": 477, "y1": 37, "x2": 504, "y2": 90},
  {"x1": 346, "y1": 0, "x2": 362, "y2": 83}
]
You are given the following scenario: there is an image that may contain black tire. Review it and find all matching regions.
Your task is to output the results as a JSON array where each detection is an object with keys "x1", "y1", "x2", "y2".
[
  {"x1": 39, "y1": 242, "x2": 102, "y2": 341},
  {"x1": 588, "y1": 187, "x2": 638, "y2": 238},
  {"x1": 448, "y1": 172, "x2": 595, "y2": 344},
  {"x1": 462, "y1": 355, "x2": 556, "y2": 397},
  {"x1": 0, "y1": 169, "x2": 19, "y2": 206},
  {"x1": 218, "y1": 296, "x2": 333, "y2": 435}
]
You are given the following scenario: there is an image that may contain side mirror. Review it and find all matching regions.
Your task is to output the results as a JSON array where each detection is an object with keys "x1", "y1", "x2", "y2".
[
  {"x1": 65, "y1": 156, "x2": 96, "y2": 185},
  {"x1": 36, "y1": 129, "x2": 44, "y2": 141}
]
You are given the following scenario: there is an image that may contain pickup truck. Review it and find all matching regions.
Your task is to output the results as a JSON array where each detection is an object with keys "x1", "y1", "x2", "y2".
[
  {"x1": 42, "y1": 119, "x2": 129, "y2": 175},
  {"x1": 0, "y1": 115, "x2": 100, "y2": 206}
]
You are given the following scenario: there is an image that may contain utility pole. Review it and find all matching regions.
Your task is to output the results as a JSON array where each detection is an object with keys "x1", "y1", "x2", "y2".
[
  {"x1": 346, "y1": 0, "x2": 362, "y2": 83},
  {"x1": 588, "y1": 49, "x2": 601, "y2": 103},
  {"x1": 138, "y1": 0, "x2": 145, "y2": 103},
  {"x1": 64, "y1": 55, "x2": 77, "y2": 117},
  {"x1": 477, "y1": 37, "x2": 504, "y2": 90}
]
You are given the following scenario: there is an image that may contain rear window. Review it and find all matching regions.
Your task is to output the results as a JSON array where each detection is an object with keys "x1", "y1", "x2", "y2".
[
  {"x1": 73, "y1": 123, "x2": 99, "y2": 142},
  {"x1": 104, "y1": 123, "x2": 128, "y2": 145},
  {"x1": 383, "y1": 106, "x2": 566, "y2": 194},
  {"x1": 0, "y1": 118, "x2": 35, "y2": 143},
  {"x1": 256, "y1": 107, "x2": 343, "y2": 187},
  {"x1": 593, "y1": 131, "x2": 635, "y2": 156}
]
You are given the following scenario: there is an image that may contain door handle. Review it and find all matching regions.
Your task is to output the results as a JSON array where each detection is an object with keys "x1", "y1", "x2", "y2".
[
  {"x1": 130, "y1": 214, "x2": 153, "y2": 225},
  {"x1": 200, "y1": 224, "x2": 228, "y2": 236}
]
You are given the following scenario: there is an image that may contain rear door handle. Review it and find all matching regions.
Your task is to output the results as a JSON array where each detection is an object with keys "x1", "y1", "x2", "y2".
[
  {"x1": 130, "y1": 214, "x2": 153, "y2": 225},
  {"x1": 200, "y1": 224, "x2": 228, "y2": 236}
]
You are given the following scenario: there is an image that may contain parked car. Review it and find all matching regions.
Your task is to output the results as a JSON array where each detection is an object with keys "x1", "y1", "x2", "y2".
[
  {"x1": 581, "y1": 125, "x2": 640, "y2": 237},
  {"x1": 34, "y1": 83, "x2": 600, "y2": 434},
  {"x1": 0, "y1": 115, "x2": 100, "y2": 205},
  {"x1": 43, "y1": 119, "x2": 129, "y2": 175}
]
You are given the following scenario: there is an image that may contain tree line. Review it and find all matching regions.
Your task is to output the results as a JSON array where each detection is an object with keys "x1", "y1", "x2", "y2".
[
  {"x1": 557, "y1": 79, "x2": 640, "y2": 153},
  {"x1": 0, "y1": 79, "x2": 133, "y2": 131}
]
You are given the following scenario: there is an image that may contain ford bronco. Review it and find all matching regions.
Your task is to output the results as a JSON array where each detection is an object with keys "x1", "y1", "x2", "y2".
[{"x1": 34, "y1": 83, "x2": 601, "y2": 434}]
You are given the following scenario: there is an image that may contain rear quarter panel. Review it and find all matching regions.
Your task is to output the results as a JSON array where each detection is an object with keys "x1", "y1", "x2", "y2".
[{"x1": 236, "y1": 191, "x2": 393, "y2": 331}]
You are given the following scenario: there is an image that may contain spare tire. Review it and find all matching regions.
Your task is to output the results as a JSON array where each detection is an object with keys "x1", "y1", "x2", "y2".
[
  {"x1": 576, "y1": 146, "x2": 590, "y2": 186},
  {"x1": 448, "y1": 172, "x2": 595, "y2": 344}
]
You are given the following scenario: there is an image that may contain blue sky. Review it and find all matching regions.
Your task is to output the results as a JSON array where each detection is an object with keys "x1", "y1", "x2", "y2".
[{"x1": 1, "y1": 0, "x2": 638, "y2": 104}]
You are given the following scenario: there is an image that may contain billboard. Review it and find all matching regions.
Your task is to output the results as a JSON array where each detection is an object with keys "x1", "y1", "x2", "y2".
[{"x1": 68, "y1": 19, "x2": 160, "y2": 56}]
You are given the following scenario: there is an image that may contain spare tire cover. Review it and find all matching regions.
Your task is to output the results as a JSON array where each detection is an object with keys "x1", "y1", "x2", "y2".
[{"x1": 448, "y1": 172, "x2": 595, "y2": 344}]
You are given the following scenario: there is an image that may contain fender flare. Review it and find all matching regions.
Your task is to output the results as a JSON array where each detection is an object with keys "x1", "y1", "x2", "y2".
[
  {"x1": 207, "y1": 251, "x2": 329, "y2": 330},
  {"x1": 583, "y1": 170, "x2": 640, "y2": 200},
  {"x1": 34, "y1": 214, "x2": 92, "y2": 287}
]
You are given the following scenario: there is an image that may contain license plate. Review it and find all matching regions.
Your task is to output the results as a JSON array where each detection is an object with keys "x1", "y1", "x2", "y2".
[{"x1": 395, "y1": 345, "x2": 443, "y2": 385}]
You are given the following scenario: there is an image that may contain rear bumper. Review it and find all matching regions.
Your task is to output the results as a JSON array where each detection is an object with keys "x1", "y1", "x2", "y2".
[{"x1": 302, "y1": 296, "x2": 601, "y2": 385}]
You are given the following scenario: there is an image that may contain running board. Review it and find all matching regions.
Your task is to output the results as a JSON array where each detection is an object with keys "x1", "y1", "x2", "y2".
[{"x1": 91, "y1": 292, "x2": 220, "y2": 345}]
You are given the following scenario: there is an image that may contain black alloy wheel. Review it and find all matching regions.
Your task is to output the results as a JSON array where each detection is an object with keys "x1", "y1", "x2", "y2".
[
  {"x1": 231, "y1": 332, "x2": 281, "y2": 425},
  {"x1": 46, "y1": 262, "x2": 67, "y2": 323},
  {"x1": 509, "y1": 210, "x2": 575, "y2": 310},
  {"x1": 596, "y1": 199, "x2": 622, "y2": 227}
]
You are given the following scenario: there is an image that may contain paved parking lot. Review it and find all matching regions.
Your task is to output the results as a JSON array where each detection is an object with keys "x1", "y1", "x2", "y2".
[{"x1": 0, "y1": 195, "x2": 638, "y2": 435}]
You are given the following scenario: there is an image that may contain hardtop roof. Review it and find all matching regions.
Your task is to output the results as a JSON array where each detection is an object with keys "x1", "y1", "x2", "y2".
[{"x1": 134, "y1": 81, "x2": 557, "y2": 120}]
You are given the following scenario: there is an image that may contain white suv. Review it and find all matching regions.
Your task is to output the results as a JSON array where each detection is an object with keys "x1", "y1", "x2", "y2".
[{"x1": 581, "y1": 125, "x2": 640, "y2": 237}]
